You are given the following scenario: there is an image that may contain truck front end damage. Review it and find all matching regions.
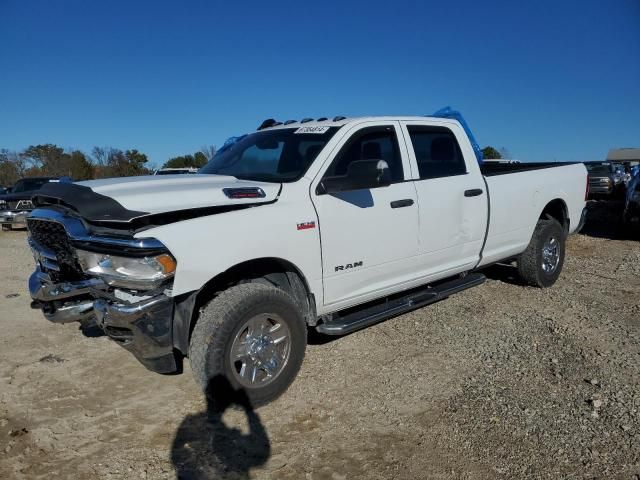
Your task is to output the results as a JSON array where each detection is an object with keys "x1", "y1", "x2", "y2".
[{"x1": 27, "y1": 208, "x2": 180, "y2": 373}]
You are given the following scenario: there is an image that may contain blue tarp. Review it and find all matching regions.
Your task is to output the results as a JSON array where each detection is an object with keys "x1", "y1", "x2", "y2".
[
  {"x1": 432, "y1": 106, "x2": 483, "y2": 165},
  {"x1": 217, "y1": 134, "x2": 247, "y2": 155}
]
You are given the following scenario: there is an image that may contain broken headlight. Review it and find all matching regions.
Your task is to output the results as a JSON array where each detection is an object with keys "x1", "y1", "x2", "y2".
[{"x1": 76, "y1": 249, "x2": 176, "y2": 290}]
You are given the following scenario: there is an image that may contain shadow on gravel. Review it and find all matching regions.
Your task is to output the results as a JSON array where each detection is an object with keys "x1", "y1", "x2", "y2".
[
  {"x1": 482, "y1": 262, "x2": 526, "y2": 285},
  {"x1": 79, "y1": 323, "x2": 106, "y2": 338},
  {"x1": 171, "y1": 375, "x2": 270, "y2": 480},
  {"x1": 307, "y1": 328, "x2": 340, "y2": 346}
]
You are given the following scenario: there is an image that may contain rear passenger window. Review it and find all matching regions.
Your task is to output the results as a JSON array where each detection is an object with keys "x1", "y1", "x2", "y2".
[
  {"x1": 324, "y1": 126, "x2": 404, "y2": 183},
  {"x1": 407, "y1": 126, "x2": 467, "y2": 180}
]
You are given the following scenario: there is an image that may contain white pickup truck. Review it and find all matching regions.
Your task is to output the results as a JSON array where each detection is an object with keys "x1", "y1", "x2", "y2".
[{"x1": 26, "y1": 116, "x2": 588, "y2": 405}]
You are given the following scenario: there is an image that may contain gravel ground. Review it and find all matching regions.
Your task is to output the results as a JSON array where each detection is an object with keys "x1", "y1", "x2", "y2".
[{"x1": 0, "y1": 201, "x2": 638, "y2": 479}]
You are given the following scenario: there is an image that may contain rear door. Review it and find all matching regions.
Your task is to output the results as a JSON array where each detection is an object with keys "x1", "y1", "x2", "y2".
[
  {"x1": 400, "y1": 121, "x2": 487, "y2": 275},
  {"x1": 311, "y1": 122, "x2": 420, "y2": 308}
]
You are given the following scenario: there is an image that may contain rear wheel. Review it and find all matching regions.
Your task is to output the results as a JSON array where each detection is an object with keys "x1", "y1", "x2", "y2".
[
  {"x1": 189, "y1": 283, "x2": 307, "y2": 407},
  {"x1": 517, "y1": 218, "x2": 566, "y2": 288}
]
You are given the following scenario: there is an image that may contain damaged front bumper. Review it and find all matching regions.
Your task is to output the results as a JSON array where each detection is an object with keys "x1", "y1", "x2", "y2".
[{"x1": 29, "y1": 269, "x2": 178, "y2": 374}]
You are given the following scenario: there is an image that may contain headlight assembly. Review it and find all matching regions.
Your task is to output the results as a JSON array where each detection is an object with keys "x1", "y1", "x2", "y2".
[{"x1": 76, "y1": 249, "x2": 176, "y2": 290}]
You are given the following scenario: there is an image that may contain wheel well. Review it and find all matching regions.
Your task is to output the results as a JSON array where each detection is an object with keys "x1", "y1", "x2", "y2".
[
  {"x1": 540, "y1": 199, "x2": 569, "y2": 232},
  {"x1": 187, "y1": 258, "x2": 316, "y2": 347}
]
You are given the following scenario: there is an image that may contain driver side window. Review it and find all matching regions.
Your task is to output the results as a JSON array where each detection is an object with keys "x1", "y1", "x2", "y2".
[{"x1": 324, "y1": 126, "x2": 404, "y2": 183}]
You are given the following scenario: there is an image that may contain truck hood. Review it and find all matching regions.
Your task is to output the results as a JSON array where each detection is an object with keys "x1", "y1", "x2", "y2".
[
  {"x1": 32, "y1": 174, "x2": 281, "y2": 227},
  {"x1": 0, "y1": 192, "x2": 38, "y2": 202},
  {"x1": 78, "y1": 174, "x2": 281, "y2": 215}
]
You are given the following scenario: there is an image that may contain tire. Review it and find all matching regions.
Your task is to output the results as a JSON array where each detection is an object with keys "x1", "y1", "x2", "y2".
[
  {"x1": 189, "y1": 283, "x2": 307, "y2": 407},
  {"x1": 517, "y1": 218, "x2": 566, "y2": 288}
]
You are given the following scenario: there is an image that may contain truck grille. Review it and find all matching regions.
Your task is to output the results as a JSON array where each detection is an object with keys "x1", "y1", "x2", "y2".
[
  {"x1": 27, "y1": 218, "x2": 86, "y2": 281},
  {"x1": 6, "y1": 200, "x2": 33, "y2": 210}
]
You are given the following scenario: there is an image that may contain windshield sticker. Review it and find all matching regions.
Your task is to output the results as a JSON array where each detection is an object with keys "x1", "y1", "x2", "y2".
[{"x1": 294, "y1": 126, "x2": 330, "y2": 134}]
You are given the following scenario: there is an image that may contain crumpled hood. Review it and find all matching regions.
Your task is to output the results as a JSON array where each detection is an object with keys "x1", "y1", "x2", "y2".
[
  {"x1": 78, "y1": 174, "x2": 281, "y2": 215},
  {"x1": 32, "y1": 174, "x2": 281, "y2": 227}
]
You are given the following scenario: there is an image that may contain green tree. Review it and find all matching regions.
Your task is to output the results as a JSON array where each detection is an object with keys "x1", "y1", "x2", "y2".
[
  {"x1": 163, "y1": 151, "x2": 209, "y2": 169},
  {"x1": 68, "y1": 151, "x2": 94, "y2": 180},
  {"x1": 23, "y1": 144, "x2": 97, "y2": 179},
  {"x1": 0, "y1": 149, "x2": 24, "y2": 186},
  {"x1": 194, "y1": 151, "x2": 208, "y2": 167},
  {"x1": 91, "y1": 147, "x2": 151, "y2": 178},
  {"x1": 124, "y1": 149, "x2": 150, "y2": 175},
  {"x1": 162, "y1": 152, "x2": 210, "y2": 168},
  {"x1": 163, "y1": 155, "x2": 195, "y2": 169},
  {"x1": 23, "y1": 144, "x2": 66, "y2": 175},
  {"x1": 482, "y1": 146, "x2": 502, "y2": 160}
]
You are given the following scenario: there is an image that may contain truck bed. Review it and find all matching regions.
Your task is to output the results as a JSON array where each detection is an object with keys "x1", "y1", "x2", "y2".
[
  {"x1": 481, "y1": 162, "x2": 580, "y2": 177},
  {"x1": 478, "y1": 161, "x2": 587, "y2": 267}
]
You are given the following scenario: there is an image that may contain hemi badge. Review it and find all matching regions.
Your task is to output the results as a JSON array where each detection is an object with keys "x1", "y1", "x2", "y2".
[{"x1": 297, "y1": 221, "x2": 316, "y2": 230}]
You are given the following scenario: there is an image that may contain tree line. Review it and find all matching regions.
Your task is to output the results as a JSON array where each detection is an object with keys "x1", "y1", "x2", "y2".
[
  {"x1": 1, "y1": 142, "x2": 504, "y2": 186},
  {"x1": 0, "y1": 144, "x2": 216, "y2": 186}
]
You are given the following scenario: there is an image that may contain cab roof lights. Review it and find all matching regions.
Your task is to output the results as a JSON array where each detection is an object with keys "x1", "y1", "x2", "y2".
[{"x1": 257, "y1": 116, "x2": 347, "y2": 130}]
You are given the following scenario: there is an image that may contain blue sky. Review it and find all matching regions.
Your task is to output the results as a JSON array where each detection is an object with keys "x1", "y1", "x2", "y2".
[{"x1": 0, "y1": 0, "x2": 638, "y2": 167}]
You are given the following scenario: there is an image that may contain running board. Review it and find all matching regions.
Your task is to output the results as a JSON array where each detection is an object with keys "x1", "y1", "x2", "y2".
[{"x1": 316, "y1": 273, "x2": 485, "y2": 336}]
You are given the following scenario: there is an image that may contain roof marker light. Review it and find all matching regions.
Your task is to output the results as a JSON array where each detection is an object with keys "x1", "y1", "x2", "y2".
[{"x1": 257, "y1": 119, "x2": 277, "y2": 130}]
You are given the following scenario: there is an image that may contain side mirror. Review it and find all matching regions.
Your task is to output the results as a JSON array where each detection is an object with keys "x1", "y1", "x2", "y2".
[{"x1": 318, "y1": 160, "x2": 391, "y2": 194}]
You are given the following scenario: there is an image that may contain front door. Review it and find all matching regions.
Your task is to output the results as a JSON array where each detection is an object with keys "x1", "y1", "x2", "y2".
[{"x1": 312, "y1": 122, "x2": 420, "y2": 308}]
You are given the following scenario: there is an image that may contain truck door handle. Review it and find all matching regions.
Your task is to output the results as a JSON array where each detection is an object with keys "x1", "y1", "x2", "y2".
[
  {"x1": 390, "y1": 199, "x2": 414, "y2": 208},
  {"x1": 464, "y1": 189, "x2": 483, "y2": 197}
]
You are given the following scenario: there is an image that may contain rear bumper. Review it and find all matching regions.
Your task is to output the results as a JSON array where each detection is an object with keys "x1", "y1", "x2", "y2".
[
  {"x1": 29, "y1": 269, "x2": 178, "y2": 373},
  {"x1": 0, "y1": 210, "x2": 29, "y2": 227}
]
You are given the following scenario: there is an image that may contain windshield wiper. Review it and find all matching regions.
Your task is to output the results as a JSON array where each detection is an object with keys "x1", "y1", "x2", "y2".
[{"x1": 233, "y1": 173, "x2": 284, "y2": 183}]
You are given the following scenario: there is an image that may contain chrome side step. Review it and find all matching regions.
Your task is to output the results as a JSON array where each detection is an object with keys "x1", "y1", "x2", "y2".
[{"x1": 315, "y1": 273, "x2": 486, "y2": 336}]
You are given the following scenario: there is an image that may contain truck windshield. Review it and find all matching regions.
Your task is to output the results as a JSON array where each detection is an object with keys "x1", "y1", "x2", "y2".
[
  {"x1": 12, "y1": 178, "x2": 52, "y2": 193},
  {"x1": 200, "y1": 127, "x2": 340, "y2": 182}
]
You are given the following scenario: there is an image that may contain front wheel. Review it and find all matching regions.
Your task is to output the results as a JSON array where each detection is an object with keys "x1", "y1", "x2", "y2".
[
  {"x1": 517, "y1": 218, "x2": 566, "y2": 288},
  {"x1": 189, "y1": 283, "x2": 307, "y2": 407}
]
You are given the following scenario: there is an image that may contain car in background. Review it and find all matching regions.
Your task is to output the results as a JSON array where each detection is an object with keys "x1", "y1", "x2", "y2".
[
  {"x1": 153, "y1": 167, "x2": 199, "y2": 175},
  {"x1": 0, "y1": 186, "x2": 9, "y2": 195},
  {"x1": 623, "y1": 171, "x2": 640, "y2": 230},
  {"x1": 0, "y1": 177, "x2": 69, "y2": 230},
  {"x1": 585, "y1": 162, "x2": 625, "y2": 199}
]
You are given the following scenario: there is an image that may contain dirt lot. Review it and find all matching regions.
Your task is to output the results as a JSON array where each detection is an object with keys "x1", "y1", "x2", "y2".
[{"x1": 0, "y1": 202, "x2": 638, "y2": 479}]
